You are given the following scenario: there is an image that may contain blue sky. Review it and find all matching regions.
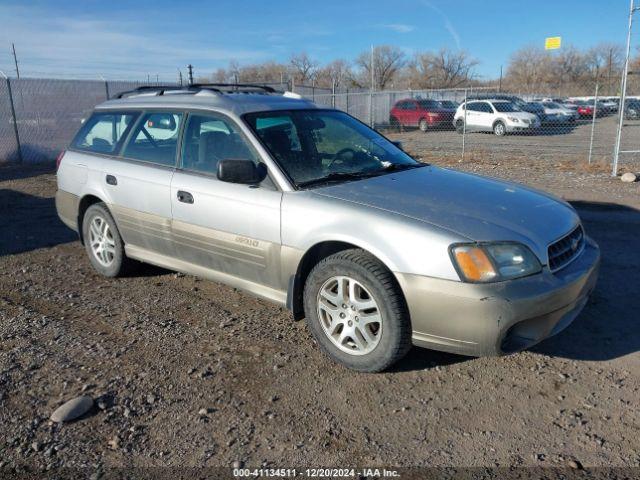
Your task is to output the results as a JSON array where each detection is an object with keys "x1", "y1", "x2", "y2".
[{"x1": 0, "y1": 0, "x2": 632, "y2": 81}]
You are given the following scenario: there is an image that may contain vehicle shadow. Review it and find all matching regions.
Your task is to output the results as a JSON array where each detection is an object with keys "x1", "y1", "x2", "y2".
[
  {"x1": 532, "y1": 200, "x2": 640, "y2": 361},
  {"x1": 0, "y1": 189, "x2": 76, "y2": 256},
  {"x1": 0, "y1": 162, "x2": 56, "y2": 182},
  {"x1": 391, "y1": 347, "x2": 469, "y2": 373}
]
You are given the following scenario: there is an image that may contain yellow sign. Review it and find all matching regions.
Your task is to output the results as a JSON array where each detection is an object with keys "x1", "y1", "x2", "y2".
[{"x1": 545, "y1": 36, "x2": 562, "y2": 50}]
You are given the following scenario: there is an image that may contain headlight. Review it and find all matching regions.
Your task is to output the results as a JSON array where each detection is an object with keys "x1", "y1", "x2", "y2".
[
  {"x1": 450, "y1": 242, "x2": 542, "y2": 283},
  {"x1": 507, "y1": 116, "x2": 520, "y2": 123}
]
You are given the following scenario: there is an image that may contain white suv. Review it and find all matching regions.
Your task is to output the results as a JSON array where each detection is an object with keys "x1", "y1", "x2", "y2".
[{"x1": 454, "y1": 100, "x2": 540, "y2": 136}]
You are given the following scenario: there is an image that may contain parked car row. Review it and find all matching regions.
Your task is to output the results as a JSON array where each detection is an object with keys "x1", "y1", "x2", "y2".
[{"x1": 390, "y1": 93, "x2": 624, "y2": 136}]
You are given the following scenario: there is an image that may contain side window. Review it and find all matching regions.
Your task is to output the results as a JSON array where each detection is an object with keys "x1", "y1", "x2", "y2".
[
  {"x1": 122, "y1": 112, "x2": 183, "y2": 166},
  {"x1": 483, "y1": 103, "x2": 495, "y2": 113},
  {"x1": 72, "y1": 112, "x2": 137, "y2": 154},
  {"x1": 406, "y1": 102, "x2": 417, "y2": 110},
  {"x1": 181, "y1": 113, "x2": 259, "y2": 175},
  {"x1": 466, "y1": 102, "x2": 481, "y2": 112}
]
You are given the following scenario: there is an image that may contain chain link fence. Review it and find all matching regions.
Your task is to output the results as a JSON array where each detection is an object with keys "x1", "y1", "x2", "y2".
[
  {"x1": 0, "y1": 77, "x2": 162, "y2": 163},
  {"x1": 0, "y1": 76, "x2": 637, "y2": 172}
]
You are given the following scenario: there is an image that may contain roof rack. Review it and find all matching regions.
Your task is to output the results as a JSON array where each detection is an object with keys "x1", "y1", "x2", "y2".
[
  {"x1": 192, "y1": 83, "x2": 277, "y2": 93},
  {"x1": 115, "y1": 83, "x2": 278, "y2": 99}
]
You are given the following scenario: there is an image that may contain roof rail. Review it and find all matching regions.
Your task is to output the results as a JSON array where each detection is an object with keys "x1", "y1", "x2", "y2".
[
  {"x1": 115, "y1": 83, "x2": 279, "y2": 99},
  {"x1": 191, "y1": 83, "x2": 278, "y2": 93},
  {"x1": 114, "y1": 85, "x2": 214, "y2": 99}
]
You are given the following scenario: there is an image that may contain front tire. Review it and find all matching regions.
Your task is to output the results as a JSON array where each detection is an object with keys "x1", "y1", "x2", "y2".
[
  {"x1": 419, "y1": 118, "x2": 429, "y2": 132},
  {"x1": 82, "y1": 203, "x2": 134, "y2": 277},
  {"x1": 493, "y1": 121, "x2": 506, "y2": 136},
  {"x1": 303, "y1": 249, "x2": 412, "y2": 372}
]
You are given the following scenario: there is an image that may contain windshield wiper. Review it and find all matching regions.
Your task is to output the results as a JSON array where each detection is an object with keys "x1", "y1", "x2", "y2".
[
  {"x1": 297, "y1": 163, "x2": 426, "y2": 189},
  {"x1": 379, "y1": 162, "x2": 426, "y2": 172},
  {"x1": 297, "y1": 171, "x2": 379, "y2": 188}
]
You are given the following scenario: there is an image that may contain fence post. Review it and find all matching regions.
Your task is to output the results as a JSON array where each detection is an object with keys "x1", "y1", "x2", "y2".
[
  {"x1": 331, "y1": 79, "x2": 336, "y2": 108},
  {"x1": 461, "y1": 88, "x2": 468, "y2": 161},
  {"x1": 3, "y1": 74, "x2": 23, "y2": 163},
  {"x1": 588, "y1": 83, "x2": 599, "y2": 165},
  {"x1": 346, "y1": 88, "x2": 349, "y2": 114},
  {"x1": 369, "y1": 90, "x2": 374, "y2": 128},
  {"x1": 105, "y1": 80, "x2": 110, "y2": 100}
]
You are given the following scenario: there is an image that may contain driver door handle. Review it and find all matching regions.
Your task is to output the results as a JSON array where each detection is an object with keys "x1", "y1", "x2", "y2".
[{"x1": 177, "y1": 190, "x2": 194, "y2": 204}]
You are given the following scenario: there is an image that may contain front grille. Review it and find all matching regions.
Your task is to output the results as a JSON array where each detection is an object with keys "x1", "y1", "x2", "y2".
[{"x1": 548, "y1": 225, "x2": 584, "y2": 272}]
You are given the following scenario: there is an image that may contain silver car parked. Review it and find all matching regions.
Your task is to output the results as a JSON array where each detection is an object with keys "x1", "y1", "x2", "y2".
[{"x1": 56, "y1": 84, "x2": 600, "y2": 372}]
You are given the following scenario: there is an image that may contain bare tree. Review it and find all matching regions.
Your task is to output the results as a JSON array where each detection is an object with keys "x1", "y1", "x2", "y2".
[
  {"x1": 290, "y1": 52, "x2": 318, "y2": 85},
  {"x1": 505, "y1": 46, "x2": 552, "y2": 93},
  {"x1": 315, "y1": 59, "x2": 352, "y2": 89},
  {"x1": 408, "y1": 48, "x2": 478, "y2": 88},
  {"x1": 586, "y1": 43, "x2": 623, "y2": 94},
  {"x1": 355, "y1": 45, "x2": 406, "y2": 90}
]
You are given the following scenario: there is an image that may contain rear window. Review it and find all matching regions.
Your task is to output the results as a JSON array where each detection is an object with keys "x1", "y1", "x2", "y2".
[{"x1": 72, "y1": 112, "x2": 137, "y2": 154}]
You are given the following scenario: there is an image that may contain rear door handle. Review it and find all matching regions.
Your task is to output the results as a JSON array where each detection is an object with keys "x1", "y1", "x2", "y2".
[
  {"x1": 106, "y1": 174, "x2": 117, "y2": 186},
  {"x1": 177, "y1": 190, "x2": 194, "y2": 204}
]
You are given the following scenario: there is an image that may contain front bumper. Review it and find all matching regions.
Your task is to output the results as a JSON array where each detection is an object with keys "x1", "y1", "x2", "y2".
[
  {"x1": 395, "y1": 236, "x2": 600, "y2": 357},
  {"x1": 505, "y1": 121, "x2": 540, "y2": 132}
]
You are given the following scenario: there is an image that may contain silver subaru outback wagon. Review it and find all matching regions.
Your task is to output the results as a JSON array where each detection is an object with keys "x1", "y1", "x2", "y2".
[{"x1": 56, "y1": 84, "x2": 600, "y2": 372}]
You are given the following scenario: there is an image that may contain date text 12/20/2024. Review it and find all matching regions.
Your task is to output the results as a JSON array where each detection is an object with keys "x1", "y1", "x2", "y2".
[{"x1": 232, "y1": 468, "x2": 401, "y2": 477}]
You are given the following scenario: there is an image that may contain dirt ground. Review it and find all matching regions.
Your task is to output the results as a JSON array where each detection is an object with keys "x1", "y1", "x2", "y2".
[{"x1": 1, "y1": 153, "x2": 640, "y2": 477}]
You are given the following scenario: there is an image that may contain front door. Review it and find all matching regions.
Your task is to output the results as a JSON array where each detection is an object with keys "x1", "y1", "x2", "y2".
[{"x1": 170, "y1": 112, "x2": 282, "y2": 291}]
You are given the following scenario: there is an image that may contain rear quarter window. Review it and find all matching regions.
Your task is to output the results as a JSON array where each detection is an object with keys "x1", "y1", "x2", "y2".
[{"x1": 72, "y1": 112, "x2": 138, "y2": 154}]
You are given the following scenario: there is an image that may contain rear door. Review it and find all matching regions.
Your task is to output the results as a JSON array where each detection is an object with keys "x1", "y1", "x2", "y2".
[
  {"x1": 170, "y1": 111, "x2": 282, "y2": 292},
  {"x1": 102, "y1": 110, "x2": 184, "y2": 257}
]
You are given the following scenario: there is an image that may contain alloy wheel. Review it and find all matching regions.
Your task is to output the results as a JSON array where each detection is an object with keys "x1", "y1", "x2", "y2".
[
  {"x1": 88, "y1": 215, "x2": 116, "y2": 267},
  {"x1": 316, "y1": 275, "x2": 382, "y2": 355}
]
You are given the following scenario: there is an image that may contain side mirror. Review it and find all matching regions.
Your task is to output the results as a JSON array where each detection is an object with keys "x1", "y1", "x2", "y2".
[
  {"x1": 217, "y1": 159, "x2": 267, "y2": 185},
  {"x1": 391, "y1": 140, "x2": 403, "y2": 151}
]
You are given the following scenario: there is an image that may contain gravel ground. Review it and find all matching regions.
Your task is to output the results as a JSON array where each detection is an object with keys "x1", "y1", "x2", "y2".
[{"x1": 1, "y1": 158, "x2": 640, "y2": 477}]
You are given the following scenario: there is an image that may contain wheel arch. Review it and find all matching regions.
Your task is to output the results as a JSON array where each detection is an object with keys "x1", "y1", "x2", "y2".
[{"x1": 286, "y1": 240, "x2": 402, "y2": 320}]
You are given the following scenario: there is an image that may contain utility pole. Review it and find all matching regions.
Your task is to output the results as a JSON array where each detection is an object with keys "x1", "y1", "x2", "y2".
[
  {"x1": 498, "y1": 65, "x2": 503, "y2": 92},
  {"x1": 612, "y1": 0, "x2": 639, "y2": 177},
  {"x1": 156, "y1": 74, "x2": 159, "y2": 84},
  {"x1": 187, "y1": 64, "x2": 194, "y2": 85},
  {"x1": 12, "y1": 43, "x2": 20, "y2": 79},
  {"x1": 178, "y1": 69, "x2": 183, "y2": 86},
  {"x1": 607, "y1": 48, "x2": 613, "y2": 95},
  {"x1": 369, "y1": 45, "x2": 375, "y2": 127}
]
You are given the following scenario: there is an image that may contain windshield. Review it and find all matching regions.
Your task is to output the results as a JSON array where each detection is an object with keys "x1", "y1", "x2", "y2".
[
  {"x1": 438, "y1": 100, "x2": 457, "y2": 109},
  {"x1": 417, "y1": 99, "x2": 440, "y2": 109},
  {"x1": 245, "y1": 110, "x2": 420, "y2": 188},
  {"x1": 493, "y1": 102, "x2": 520, "y2": 113},
  {"x1": 544, "y1": 102, "x2": 561, "y2": 109}
]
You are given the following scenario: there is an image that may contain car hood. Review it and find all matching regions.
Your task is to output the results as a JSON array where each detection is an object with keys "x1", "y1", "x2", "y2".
[
  {"x1": 509, "y1": 111, "x2": 539, "y2": 120},
  {"x1": 312, "y1": 166, "x2": 579, "y2": 259}
]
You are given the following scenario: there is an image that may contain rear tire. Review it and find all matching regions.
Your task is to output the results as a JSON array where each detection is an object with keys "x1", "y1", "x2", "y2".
[
  {"x1": 82, "y1": 203, "x2": 135, "y2": 277},
  {"x1": 493, "y1": 121, "x2": 506, "y2": 136},
  {"x1": 455, "y1": 119, "x2": 465, "y2": 134},
  {"x1": 303, "y1": 249, "x2": 412, "y2": 372},
  {"x1": 419, "y1": 118, "x2": 429, "y2": 132},
  {"x1": 389, "y1": 116, "x2": 401, "y2": 132}
]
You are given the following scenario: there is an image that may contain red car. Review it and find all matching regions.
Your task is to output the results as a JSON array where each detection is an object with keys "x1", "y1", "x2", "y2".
[
  {"x1": 390, "y1": 98, "x2": 456, "y2": 131},
  {"x1": 573, "y1": 101, "x2": 604, "y2": 118}
]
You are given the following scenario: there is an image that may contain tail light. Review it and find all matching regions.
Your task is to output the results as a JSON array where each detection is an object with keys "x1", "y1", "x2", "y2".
[{"x1": 56, "y1": 151, "x2": 66, "y2": 171}]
